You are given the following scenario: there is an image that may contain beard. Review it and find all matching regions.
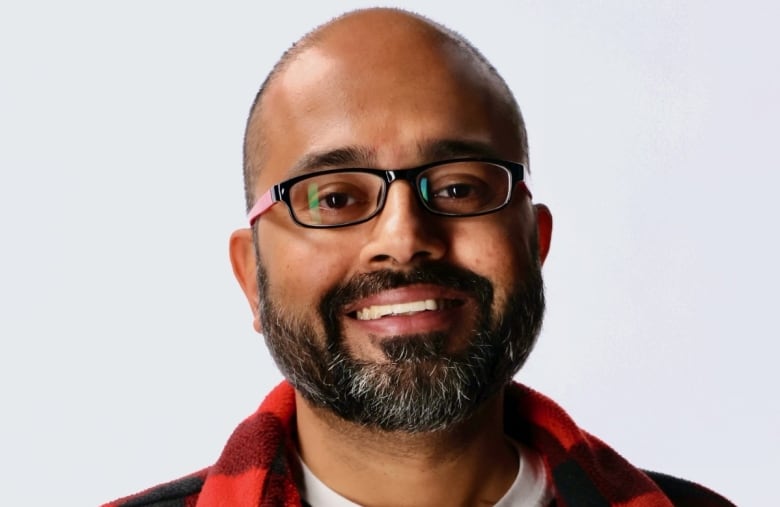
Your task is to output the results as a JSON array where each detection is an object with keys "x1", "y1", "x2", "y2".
[{"x1": 256, "y1": 251, "x2": 545, "y2": 433}]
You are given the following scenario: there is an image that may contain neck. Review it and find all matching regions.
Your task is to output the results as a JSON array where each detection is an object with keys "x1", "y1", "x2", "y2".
[{"x1": 295, "y1": 387, "x2": 517, "y2": 507}]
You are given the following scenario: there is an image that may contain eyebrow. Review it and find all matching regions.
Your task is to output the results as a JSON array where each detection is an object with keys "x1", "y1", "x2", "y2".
[
  {"x1": 287, "y1": 138, "x2": 504, "y2": 177},
  {"x1": 288, "y1": 146, "x2": 377, "y2": 177},
  {"x1": 418, "y1": 138, "x2": 503, "y2": 161}
]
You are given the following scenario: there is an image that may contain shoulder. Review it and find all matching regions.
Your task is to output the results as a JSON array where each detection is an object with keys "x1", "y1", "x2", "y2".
[
  {"x1": 644, "y1": 470, "x2": 736, "y2": 507},
  {"x1": 101, "y1": 468, "x2": 209, "y2": 507}
]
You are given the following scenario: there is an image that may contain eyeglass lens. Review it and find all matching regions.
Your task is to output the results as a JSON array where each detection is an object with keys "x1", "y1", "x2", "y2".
[{"x1": 287, "y1": 161, "x2": 511, "y2": 226}]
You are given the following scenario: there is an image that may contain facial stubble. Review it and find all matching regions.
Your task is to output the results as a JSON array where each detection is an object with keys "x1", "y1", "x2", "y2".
[{"x1": 255, "y1": 252, "x2": 545, "y2": 433}]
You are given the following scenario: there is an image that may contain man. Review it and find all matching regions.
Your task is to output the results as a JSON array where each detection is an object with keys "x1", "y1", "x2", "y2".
[{"x1": 105, "y1": 8, "x2": 733, "y2": 507}]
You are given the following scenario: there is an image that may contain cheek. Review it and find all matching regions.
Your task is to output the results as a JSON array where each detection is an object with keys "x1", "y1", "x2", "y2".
[
  {"x1": 451, "y1": 224, "x2": 524, "y2": 270},
  {"x1": 260, "y1": 228, "x2": 354, "y2": 314},
  {"x1": 447, "y1": 220, "x2": 534, "y2": 304}
]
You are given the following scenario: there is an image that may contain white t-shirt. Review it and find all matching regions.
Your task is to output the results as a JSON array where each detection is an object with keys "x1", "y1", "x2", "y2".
[{"x1": 299, "y1": 440, "x2": 552, "y2": 506}]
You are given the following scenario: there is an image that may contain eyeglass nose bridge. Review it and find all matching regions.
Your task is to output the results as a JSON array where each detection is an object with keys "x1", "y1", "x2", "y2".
[
  {"x1": 374, "y1": 166, "x2": 431, "y2": 215},
  {"x1": 381, "y1": 166, "x2": 424, "y2": 185}
]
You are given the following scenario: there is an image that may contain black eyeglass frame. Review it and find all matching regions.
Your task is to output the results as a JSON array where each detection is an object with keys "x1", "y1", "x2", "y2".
[{"x1": 247, "y1": 157, "x2": 532, "y2": 229}]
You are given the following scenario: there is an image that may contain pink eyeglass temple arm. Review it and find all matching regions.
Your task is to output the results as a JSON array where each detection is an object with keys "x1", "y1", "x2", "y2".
[{"x1": 247, "y1": 189, "x2": 277, "y2": 225}]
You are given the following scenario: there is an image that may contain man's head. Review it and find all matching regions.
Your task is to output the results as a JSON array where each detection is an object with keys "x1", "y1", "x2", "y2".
[{"x1": 230, "y1": 8, "x2": 553, "y2": 432}]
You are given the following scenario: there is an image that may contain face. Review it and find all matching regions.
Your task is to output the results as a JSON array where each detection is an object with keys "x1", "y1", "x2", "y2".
[{"x1": 232, "y1": 20, "x2": 552, "y2": 432}]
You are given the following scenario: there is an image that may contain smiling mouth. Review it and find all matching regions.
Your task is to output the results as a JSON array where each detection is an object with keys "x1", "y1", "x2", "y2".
[{"x1": 352, "y1": 299, "x2": 463, "y2": 321}]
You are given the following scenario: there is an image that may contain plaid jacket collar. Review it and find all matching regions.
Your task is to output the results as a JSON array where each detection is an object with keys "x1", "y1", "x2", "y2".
[
  {"x1": 198, "y1": 381, "x2": 669, "y2": 506},
  {"x1": 107, "y1": 381, "x2": 733, "y2": 506}
]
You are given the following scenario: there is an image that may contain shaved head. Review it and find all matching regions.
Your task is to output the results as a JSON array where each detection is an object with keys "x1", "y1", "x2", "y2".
[{"x1": 241, "y1": 8, "x2": 527, "y2": 211}]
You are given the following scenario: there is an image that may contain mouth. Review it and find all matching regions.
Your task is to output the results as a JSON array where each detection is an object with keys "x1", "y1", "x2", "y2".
[
  {"x1": 351, "y1": 298, "x2": 463, "y2": 321},
  {"x1": 339, "y1": 285, "x2": 476, "y2": 351}
]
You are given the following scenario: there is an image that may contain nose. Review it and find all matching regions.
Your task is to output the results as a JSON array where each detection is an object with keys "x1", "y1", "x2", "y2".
[{"x1": 358, "y1": 181, "x2": 447, "y2": 267}]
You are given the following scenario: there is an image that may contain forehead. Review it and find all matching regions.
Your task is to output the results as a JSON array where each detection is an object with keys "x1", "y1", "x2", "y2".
[{"x1": 252, "y1": 18, "x2": 519, "y2": 191}]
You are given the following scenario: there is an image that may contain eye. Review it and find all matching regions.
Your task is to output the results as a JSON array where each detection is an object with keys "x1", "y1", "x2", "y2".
[
  {"x1": 291, "y1": 175, "x2": 381, "y2": 226},
  {"x1": 319, "y1": 192, "x2": 355, "y2": 209},
  {"x1": 432, "y1": 183, "x2": 477, "y2": 199},
  {"x1": 428, "y1": 176, "x2": 489, "y2": 203},
  {"x1": 309, "y1": 182, "x2": 368, "y2": 211},
  {"x1": 420, "y1": 164, "x2": 504, "y2": 215}
]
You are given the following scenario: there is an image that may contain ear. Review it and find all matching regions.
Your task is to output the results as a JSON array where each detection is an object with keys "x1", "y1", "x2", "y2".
[
  {"x1": 533, "y1": 203, "x2": 553, "y2": 265},
  {"x1": 229, "y1": 228, "x2": 262, "y2": 333}
]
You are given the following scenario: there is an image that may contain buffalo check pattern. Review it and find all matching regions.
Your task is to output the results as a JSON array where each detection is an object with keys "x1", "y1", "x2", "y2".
[{"x1": 104, "y1": 381, "x2": 734, "y2": 507}]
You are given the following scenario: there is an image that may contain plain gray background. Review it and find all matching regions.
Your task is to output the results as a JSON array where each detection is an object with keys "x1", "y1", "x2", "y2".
[{"x1": 1, "y1": 1, "x2": 777, "y2": 505}]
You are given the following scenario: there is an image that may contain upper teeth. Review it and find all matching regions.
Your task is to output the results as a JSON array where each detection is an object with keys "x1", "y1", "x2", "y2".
[{"x1": 356, "y1": 299, "x2": 440, "y2": 321}]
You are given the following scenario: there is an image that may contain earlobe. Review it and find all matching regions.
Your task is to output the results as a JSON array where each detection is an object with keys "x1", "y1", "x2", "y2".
[
  {"x1": 533, "y1": 204, "x2": 553, "y2": 265},
  {"x1": 229, "y1": 228, "x2": 263, "y2": 333}
]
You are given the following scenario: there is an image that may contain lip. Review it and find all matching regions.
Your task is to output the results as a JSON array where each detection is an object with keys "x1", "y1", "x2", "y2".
[
  {"x1": 343, "y1": 284, "x2": 470, "y2": 316},
  {"x1": 342, "y1": 284, "x2": 473, "y2": 338}
]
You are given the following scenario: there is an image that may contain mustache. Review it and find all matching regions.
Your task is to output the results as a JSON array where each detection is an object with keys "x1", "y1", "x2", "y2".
[{"x1": 319, "y1": 261, "x2": 494, "y2": 320}]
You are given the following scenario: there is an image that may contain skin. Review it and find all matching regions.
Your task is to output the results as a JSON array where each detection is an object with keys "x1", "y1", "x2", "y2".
[{"x1": 230, "y1": 9, "x2": 553, "y2": 507}]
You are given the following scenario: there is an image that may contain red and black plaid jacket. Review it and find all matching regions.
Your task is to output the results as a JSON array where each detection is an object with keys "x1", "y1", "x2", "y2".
[{"x1": 104, "y1": 381, "x2": 734, "y2": 506}]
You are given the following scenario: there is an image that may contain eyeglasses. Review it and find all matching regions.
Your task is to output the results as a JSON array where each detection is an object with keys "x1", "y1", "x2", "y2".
[{"x1": 247, "y1": 157, "x2": 532, "y2": 228}]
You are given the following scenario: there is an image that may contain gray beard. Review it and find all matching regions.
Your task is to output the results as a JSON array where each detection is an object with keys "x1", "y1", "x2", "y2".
[{"x1": 256, "y1": 254, "x2": 545, "y2": 433}]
